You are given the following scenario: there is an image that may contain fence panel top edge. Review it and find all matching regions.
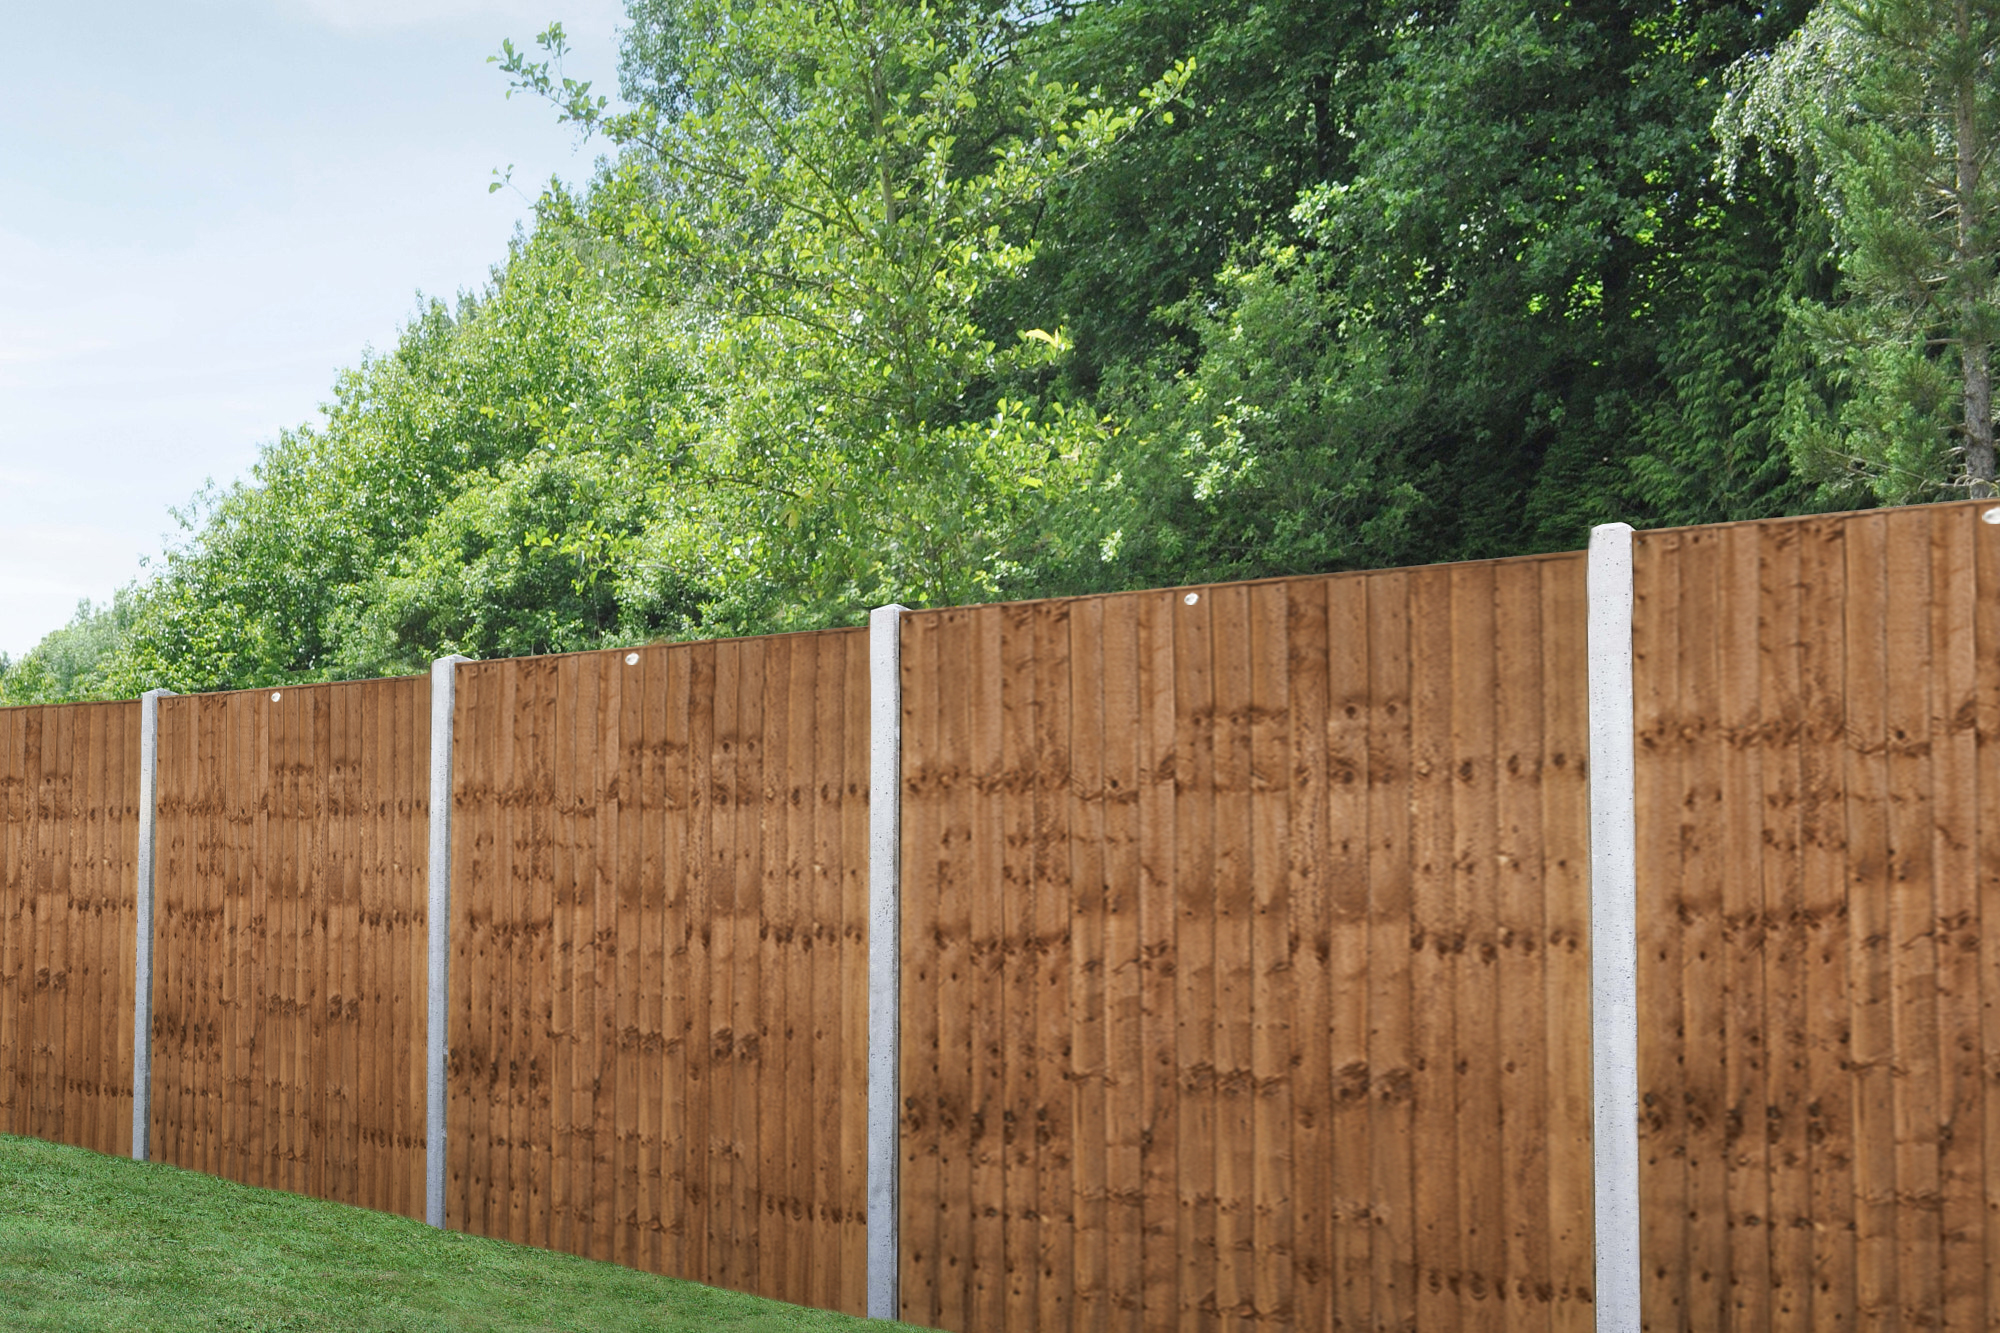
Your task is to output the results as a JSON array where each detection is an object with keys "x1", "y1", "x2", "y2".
[
  {"x1": 1630, "y1": 495, "x2": 1999, "y2": 547},
  {"x1": 453, "y1": 625, "x2": 870, "y2": 679},
  {"x1": 0, "y1": 696, "x2": 144, "y2": 722},
  {"x1": 900, "y1": 546, "x2": 1589, "y2": 627}
]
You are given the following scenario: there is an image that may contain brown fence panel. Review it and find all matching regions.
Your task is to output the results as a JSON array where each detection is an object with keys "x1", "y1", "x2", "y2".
[
  {"x1": 0, "y1": 700, "x2": 139, "y2": 1156},
  {"x1": 898, "y1": 556, "x2": 1596, "y2": 1333},
  {"x1": 150, "y1": 678, "x2": 429, "y2": 1216},
  {"x1": 446, "y1": 632, "x2": 871, "y2": 1314},
  {"x1": 1632, "y1": 498, "x2": 2000, "y2": 1332}
]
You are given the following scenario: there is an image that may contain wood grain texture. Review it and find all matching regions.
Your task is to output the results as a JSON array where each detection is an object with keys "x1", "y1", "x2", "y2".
[
  {"x1": 0, "y1": 699, "x2": 138, "y2": 1155},
  {"x1": 142, "y1": 678, "x2": 427, "y2": 1216},
  {"x1": 898, "y1": 553, "x2": 1595, "y2": 1332},
  {"x1": 1627, "y1": 498, "x2": 2000, "y2": 1331},
  {"x1": 444, "y1": 633, "x2": 869, "y2": 1315}
]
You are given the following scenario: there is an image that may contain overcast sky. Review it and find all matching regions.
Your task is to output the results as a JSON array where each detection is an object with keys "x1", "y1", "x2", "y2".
[{"x1": 0, "y1": 0, "x2": 624, "y2": 657}]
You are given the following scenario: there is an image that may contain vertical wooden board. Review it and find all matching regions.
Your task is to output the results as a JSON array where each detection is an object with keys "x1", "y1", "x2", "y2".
[
  {"x1": 526, "y1": 664, "x2": 558, "y2": 1249},
  {"x1": 1033, "y1": 603, "x2": 1077, "y2": 1333},
  {"x1": 155, "y1": 705, "x2": 183, "y2": 1165},
  {"x1": 1754, "y1": 523, "x2": 1812, "y2": 1333},
  {"x1": 1675, "y1": 531, "x2": 1729, "y2": 1333},
  {"x1": 1841, "y1": 515, "x2": 1898, "y2": 1333},
  {"x1": 1131, "y1": 590, "x2": 1178, "y2": 1333},
  {"x1": 1065, "y1": 598, "x2": 1110, "y2": 1333},
  {"x1": 1882, "y1": 510, "x2": 1942, "y2": 1328},
  {"x1": 338, "y1": 686, "x2": 363, "y2": 1205},
  {"x1": 752, "y1": 638, "x2": 788, "y2": 1299},
  {"x1": 409, "y1": 678, "x2": 434, "y2": 1214},
  {"x1": 0, "y1": 713, "x2": 19, "y2": 1137},
  {"x1": 1447, "y1": 565, "x2": 1504, "y2": 1329},
  {"x1": 570, "y1": 655, "x2": 605, "y2": 1255},
  {"x1": 733, "y1": 639, "x2": 771, "y2": 1294},
  {"x1": 1493, "y1": 559, "x2": 1552, "y2": 1329},
  {"x1": 1170, "y1": 587, "x2": 1218, "y2": 1333},
  {"x1": 664, "y1": 646, "x2": 696, "y2": 1282},
  {"x1": 997, "y1": 602, "x2": 1042, "y2": 1330},
  {"x1": 707, "y1": 640, "x2": 742, "y2": 1287},
  {"x1": 1285, "y1": 579, "x2": 1335, "y2": 1330},
  {"x1": 1716, "y1": 528, "x2": 1774, "y2": 1333},
  {"x1": 899, "y1": 612, "x2": 945, "y2": 1327},
  {"x1": 753, "y1": 639, "x2": 789, "y2": 1299},
  {"x1": 503, "y1": 664, "x2": 531, "y2": 1243},
  {"x1": 641, "y1": 648, "x2": 672, "y2": 1276},
  {"x1": 309, "y1": 693, "x2": 332, "y2": 1200},
  {"x1": 1633, "y1": 531, "x2": 1688, "y2": 1333},
  {"x1": 1206, "y1": 585, "x2": 1254, "y2": 1330},
  {"x1": 679, "y1": 644, "x2": 713, "y2": 1282},
  {"x1": 1099, "y1": 595, "x2": 1146, "y2": 1333},
  {"x1": 1537, "y1": 556, "x2": 1594, "y2": 1330},
  {"x1": 1244, "y1": 582, "x2": 1294, "y2": 1330},
  {"x1": 813, "y1": 633, "x2": 854, "y2": 1315},
  {"x1": 780, "y1": 637, "x2": 816, "y2": 1304},
  {"x1": 1974, "y1": 502, "x2": 2000, "y2": 1331},
  {"x1": 1793, "y1": 517, "x2": 1853, "y2": 1332},
  {"x1": 479, "y1": 665, "x2": 511, "y2": 1239},
  {"x1": 48, "y1": 707, "x2": 71, "y2": 1149},
  {"x1": 547, "y1": 656, "x2": 578, "y2": 1255},
  {"x1": 241, "y1": 696, "x2": 268, "y2": 1191},
  {"x1": 967, "y1": 604, "x2": 1008, "y2": 1331},
  {"x1": 840, "y1": 629, "x2": 871, "y2": 1314},
  {"x1": 1364, "y1": 571, "x2": 1417, "y2": 1333},
  {"x1": 1406, "y1": 565, "x2": 1460, "y2": 1333},
  {"x1": 1927, "y1": 509, "x2": 1983, "y2": 1333},
  {"x1": 205, "y1": 697, "x2": 229, "y2": 1175},
  {"x1": 609, "y1": 650, "x2": 642, "y2": 1267}
]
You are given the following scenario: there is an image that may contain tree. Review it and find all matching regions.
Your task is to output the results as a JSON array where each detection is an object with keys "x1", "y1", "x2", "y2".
[
  {"x1": 498, "y1": 0, "x2": 1188, "y2": 624},
  {"x1": 1719, "y1": 0, "x2": 2000, "y2": 501}
]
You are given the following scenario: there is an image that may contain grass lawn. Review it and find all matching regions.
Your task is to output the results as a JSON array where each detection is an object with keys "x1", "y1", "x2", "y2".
[{"x1": 0, "y1": 1133, "x2": 917, "y2": 1332}]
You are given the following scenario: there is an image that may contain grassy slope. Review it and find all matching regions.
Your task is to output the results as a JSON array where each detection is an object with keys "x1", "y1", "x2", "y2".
[{"x1": 0, "y1": 1134, "x2": 914, "y2": 1333}]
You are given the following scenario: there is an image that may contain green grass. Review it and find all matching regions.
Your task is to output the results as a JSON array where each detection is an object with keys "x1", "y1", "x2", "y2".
[{"x1": 0, "y1": 1134, "x2": 916, "y2": 1332}]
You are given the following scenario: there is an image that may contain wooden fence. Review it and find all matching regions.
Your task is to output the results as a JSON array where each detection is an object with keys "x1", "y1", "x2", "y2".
[
  {"x1": 445, "y1": 635, "x2": 870, "y2": 1314},
  {"x1": 896, "y1": 560, "x2": 1594, "y2": 1331},
  {"x1": 148, "y1": 678, "x2": 431, "y2": 1216},
  {"x1": 0, "y1": 700, "x2": 139, "y2": 1156},
  {"x1": 1631, "y1": 505, "x2": 2000, "y2": 1333},
  {"x1": 1, "y1": 498, "x2": 1997, "y2": 1333}
]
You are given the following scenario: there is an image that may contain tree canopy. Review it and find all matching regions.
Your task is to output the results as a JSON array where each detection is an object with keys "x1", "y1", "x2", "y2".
[{"x1": 9, "y1": 0, "x2": 1988, "y2": 705}]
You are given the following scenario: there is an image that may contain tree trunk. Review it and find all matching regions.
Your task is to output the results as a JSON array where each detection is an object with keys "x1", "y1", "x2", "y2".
[{"x1": 1956, "y1": 0, "x2": 1995, "y2": 496}]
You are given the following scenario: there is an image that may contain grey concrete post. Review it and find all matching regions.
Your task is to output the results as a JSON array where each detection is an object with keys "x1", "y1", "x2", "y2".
[
  {"x1": 866, "y1": 605, "x2": 907, "y2": 1320},
  {"x1": 1587, "y1": 523, "x2": 1640, "y2": 1333},
  {"x1": 131, "y1": 687, "x2": 175, "y2": 1162},
  {"x1": 425, "y1": 655, "x2": 471, "y2": 1228}
]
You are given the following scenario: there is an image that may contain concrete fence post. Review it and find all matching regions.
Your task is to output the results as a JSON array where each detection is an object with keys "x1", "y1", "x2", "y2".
[
  {"x1": 1587, "y1": 523, "x2": 1640, "y2": 1333},
  {"x1": 426, "y1": 655, "x2": 471, "y2": 1229},
  {"x1": 131, "y1": 687, "x2": 175, "y2": 1162},
  {"x1": 867, "y1": 605, "x2": 907, "y2": 1320}
]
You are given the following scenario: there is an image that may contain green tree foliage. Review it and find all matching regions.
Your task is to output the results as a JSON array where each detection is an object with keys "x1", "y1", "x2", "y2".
[
  {"x1": 1718, "y1": 0, "x2": 2000, "y2": 502},
  {"x1": 500, "y1": 0, "x2": 1188, "y2": 623},
  {"x1": 18, "y1": 0, "x2": 1938, "y2": 703}
]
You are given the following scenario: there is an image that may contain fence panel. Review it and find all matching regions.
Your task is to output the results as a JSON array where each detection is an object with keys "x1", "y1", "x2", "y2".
[
  {"x1": 446, "y1": 632, "x2": 871, "y2": 1315},
  {"x1": 897, "y1": 555, "x2": 1596, "y2": 1333},
  {"x1": 0, "y1": 700, "x2": 139, "y2": 1156},
  {"x1": 149, "y1": 678, "x2": 429, "y2": 1216},
  {"x1": 1632, "y1": 500, "x2": 2000, "y2": 1332}
]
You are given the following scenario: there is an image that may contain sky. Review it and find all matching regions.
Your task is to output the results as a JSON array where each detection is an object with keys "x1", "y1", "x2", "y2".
[{"x1": 0, "y1": 0, "x2": 624, "y2": 658}]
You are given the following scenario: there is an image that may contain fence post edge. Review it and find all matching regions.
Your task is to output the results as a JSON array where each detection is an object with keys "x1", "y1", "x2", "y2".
[
  {"x1": 425, "y1": 655, "x2": 472, "y2": 1229},
  {"x1": 131, "y1": 687, "x2": 175, "y2": 1163},
  {"x1": 1586, "y1": 522, "x2": 1641, "y2": 1333},
  {"x1": 866, "y1": 605, "x2": 907, "y2": 1320}
]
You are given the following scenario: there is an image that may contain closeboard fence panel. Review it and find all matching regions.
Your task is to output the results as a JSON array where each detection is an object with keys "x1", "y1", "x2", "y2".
[
  {"x1": 1630, "y1": 498, "x2": 2000, "y2": 1333},
  {"x1": 897, "y1": 555, "x2": 1596, "y2": 1333},
  {"x1": 0, "y1": 700, "x2": 139, "y2": 1156},
  {"x1": 445, "y1": 631, "x2": 870, "y2": 1315},
  {"x1": 149, "y1": 678, "x2": 429, "y2": 1217}
]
